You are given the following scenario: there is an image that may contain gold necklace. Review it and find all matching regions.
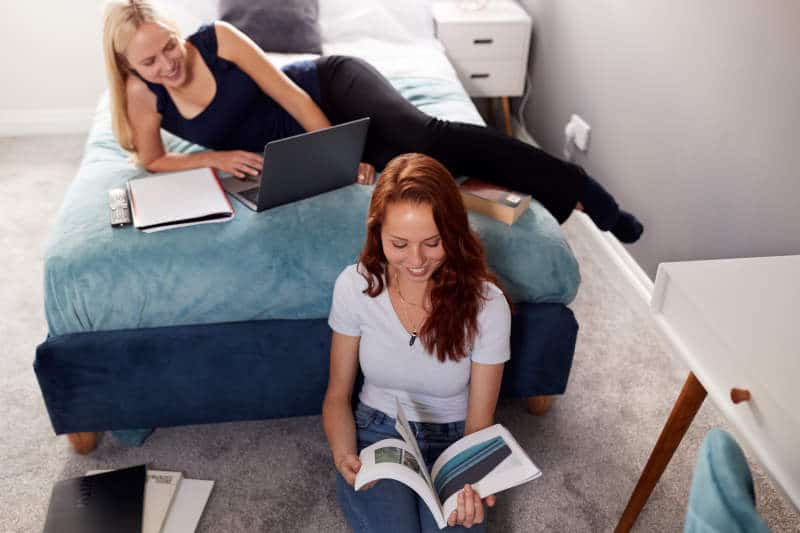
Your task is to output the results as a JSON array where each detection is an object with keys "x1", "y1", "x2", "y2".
[{"x1": 393, "y1": 271, "x2": 426, "y2": 347}]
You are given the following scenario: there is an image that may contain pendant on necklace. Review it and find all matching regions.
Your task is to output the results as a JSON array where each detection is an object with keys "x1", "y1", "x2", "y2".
[{"x1": 409, "y1": 329, "x2": 417, "y2": 347}]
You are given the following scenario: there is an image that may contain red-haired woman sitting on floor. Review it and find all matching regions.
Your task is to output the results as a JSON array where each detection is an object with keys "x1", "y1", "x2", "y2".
[{"x1": 323, "y1": 153, "x2": 512, "y2": 532}]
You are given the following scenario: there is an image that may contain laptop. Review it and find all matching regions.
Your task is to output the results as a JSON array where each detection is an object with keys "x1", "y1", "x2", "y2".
[{"x1": 220, "y1": 118, "x2": 369, "y2": 212}]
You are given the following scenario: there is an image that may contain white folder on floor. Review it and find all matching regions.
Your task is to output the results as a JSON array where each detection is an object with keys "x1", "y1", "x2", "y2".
[{"x1": 161, "y1": 478, "x2": 215, "y2": 533}]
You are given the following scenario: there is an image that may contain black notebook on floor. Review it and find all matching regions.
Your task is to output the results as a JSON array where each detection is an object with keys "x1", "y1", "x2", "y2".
[{"x1": 43, "y1": 464, "x2": 146, "y2": 533}]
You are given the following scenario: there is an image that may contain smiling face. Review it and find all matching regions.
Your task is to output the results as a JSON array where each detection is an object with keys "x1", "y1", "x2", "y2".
[
  {"x1": 124, "y1": 22, "x2": 187, "y2": 87},
  {"x1": 381, "y1": 201, "x2": 446, "y2": 287}
]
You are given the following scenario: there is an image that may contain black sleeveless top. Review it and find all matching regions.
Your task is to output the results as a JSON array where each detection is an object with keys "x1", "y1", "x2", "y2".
[{"x1": 143, "y1": 24, "x2": 321, "y2": 153}]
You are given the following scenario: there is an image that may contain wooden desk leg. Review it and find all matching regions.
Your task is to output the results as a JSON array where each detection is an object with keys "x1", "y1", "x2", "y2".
[
  {"x1": 67, "y1": 432, "x2": 98, "y2": 454},
  {"x1": 500, "y1": 97, "x2": 513, "y2": 136},
  {"x1": 615, "y1": 372, "x2": 707, "y2": 533}
]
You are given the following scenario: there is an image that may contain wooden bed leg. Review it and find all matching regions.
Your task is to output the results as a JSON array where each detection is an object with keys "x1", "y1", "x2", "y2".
[
  {"x1": 67, "y1": 432, "x2": 98, "y2": 454},
  {"x1": 527, "y1": 395, "x2": 553, "y2": 416}
]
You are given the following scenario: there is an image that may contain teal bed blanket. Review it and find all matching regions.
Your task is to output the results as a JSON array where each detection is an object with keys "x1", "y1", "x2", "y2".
[{"x1": 44, "y1": 76, "x2": 580, "y2": 336}]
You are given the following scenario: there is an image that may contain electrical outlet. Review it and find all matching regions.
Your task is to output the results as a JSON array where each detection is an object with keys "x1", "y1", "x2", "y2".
[{"x1": 565, "y1": 114, "x2": 591, "y2": 152}]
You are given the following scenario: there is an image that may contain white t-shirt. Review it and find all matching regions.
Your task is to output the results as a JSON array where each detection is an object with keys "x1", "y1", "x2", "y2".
[{"x1": 328, "y1": 264, "x2": 511, "y2": 423}]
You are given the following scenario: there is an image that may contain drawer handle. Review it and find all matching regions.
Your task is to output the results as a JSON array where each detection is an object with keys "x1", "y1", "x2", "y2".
[
  {"x1": 470, "y1": 73, "x2": 491, "y2": 79},
  {"x1": 473, "y1": 38, "x2": 494, "y2": 45},
  {"x1": 730, "y1": 388, "x2": 751, "y2": 404}
]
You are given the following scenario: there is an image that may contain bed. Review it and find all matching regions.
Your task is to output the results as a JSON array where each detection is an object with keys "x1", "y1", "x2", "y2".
[{"x1": 34, "y1": 0, "x2": 580, "y2": 450}]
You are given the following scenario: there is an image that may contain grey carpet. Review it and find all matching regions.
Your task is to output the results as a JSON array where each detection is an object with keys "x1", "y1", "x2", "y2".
[{"x1": 1, "y1": 135, "x2": 797, "y2": 532}]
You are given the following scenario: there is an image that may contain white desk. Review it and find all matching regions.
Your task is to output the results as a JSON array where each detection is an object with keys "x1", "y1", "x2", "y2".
[{"x1": 616, "y1": 255, "x2": 800, "y2": 532}]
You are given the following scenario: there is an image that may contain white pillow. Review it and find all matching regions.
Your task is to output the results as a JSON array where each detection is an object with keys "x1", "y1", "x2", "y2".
[{"x1": 319, "y1": 0, "x2": 435, "y2": 45}]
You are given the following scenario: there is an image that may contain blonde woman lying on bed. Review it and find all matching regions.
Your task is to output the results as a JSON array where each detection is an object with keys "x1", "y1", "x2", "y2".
[{"x1": 103, "y1": 0, "x2": 643, "y2": 242}]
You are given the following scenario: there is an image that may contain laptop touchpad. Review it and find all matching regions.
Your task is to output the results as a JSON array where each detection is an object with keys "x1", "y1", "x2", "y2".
[{"x1": 221, "y1": 175, "x2": 262, "y2": 194}]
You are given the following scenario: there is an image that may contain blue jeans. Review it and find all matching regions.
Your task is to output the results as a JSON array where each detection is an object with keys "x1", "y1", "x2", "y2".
[
  {"x1": 684, "y1": 429, "x2": 770, "y2": 533},
  {"x1": 336, "y1": 403, "x2": 489, "y2": 533}
]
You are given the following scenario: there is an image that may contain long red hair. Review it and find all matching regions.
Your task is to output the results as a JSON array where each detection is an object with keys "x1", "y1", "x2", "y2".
[{"x1": 358, "y1": 153, "x2": 509, "y2": 362}]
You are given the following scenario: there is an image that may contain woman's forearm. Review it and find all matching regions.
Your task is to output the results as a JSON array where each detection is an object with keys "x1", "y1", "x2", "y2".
[
  {"x1": 464, "y1": 363, "x2": 505, "y2": 436},
  {"x1": 322, "y1": 395, "x2": 358, "y2": 464},
  {"x1": 288, "y1": 93, "x2": 332, "y2": 133},
  {"x1": 142, "y1": 150, "x2": 217, "y2": 173},
  {"x1": 464, "y1": 415, "x2": 494, "y2": 437}
]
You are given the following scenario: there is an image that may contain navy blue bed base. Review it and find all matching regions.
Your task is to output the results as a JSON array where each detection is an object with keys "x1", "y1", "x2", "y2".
[{"x1": 34, "y1": 302, "x2": 577, "y2": 435}]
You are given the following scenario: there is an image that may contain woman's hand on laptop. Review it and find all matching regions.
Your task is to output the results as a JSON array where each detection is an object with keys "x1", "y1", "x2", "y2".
[
  {"x1": 356, "y1": 162, "x2": 376, "y2": 185},
  {"x1": 213, "y1": 150, "x2": 264, "y2": 179}
]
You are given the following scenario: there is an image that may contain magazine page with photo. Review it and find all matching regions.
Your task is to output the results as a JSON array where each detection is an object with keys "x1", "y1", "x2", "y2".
[
  {"x1": 353, "y1": 400, "x2": 542, "y2": 530},
  {"x1": 431, "y1": 424, "x2": 541, "y2": 520}
]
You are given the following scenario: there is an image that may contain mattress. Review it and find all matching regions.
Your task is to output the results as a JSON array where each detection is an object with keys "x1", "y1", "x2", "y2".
[{"x1": 44, "y1": 43, "x2": 580, "y2": 336}]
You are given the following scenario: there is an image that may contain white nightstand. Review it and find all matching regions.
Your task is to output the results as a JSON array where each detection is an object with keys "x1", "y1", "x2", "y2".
[{"x1": 433, "y1": 0, "x2": 532, "y2": 136}]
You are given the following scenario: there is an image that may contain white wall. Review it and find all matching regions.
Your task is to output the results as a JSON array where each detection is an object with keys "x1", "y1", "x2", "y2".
[
  {"x1": 0, "y1": 1, "x2": 212, "y2": 136},
  {"x1": 518, "y1": 0, "x2": 800, "y2": 278},
  {"x1": 0, "y1": 2, "x2": 109, "y2": 135}
]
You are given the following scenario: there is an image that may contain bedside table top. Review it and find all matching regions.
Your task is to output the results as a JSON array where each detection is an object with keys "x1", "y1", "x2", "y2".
[{"x1": 432, "y1": 0, "x2": 531, "y2": 25}]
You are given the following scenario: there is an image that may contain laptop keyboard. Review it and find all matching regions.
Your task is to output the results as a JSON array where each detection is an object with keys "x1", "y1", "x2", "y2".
[{"x1": 239, "y1": 187, "x2": 260, "y2": 204}]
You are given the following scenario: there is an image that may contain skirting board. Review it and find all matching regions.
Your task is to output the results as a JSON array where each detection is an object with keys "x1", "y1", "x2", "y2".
[
  {"x1": 569, "y1": 212, "x2": 694, "y2": 380},
  {"x1": 0, "y1": 108, "x2": 94, "y2": 137},
  {"x1": 570, "y1": 211, "x2": 654, "y2": 312}
]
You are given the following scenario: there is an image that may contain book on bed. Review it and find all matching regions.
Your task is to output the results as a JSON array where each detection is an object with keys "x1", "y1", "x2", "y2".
[
  {"x1": 127, "y1": 168, "x2": 235, "y2": 233},
  {"x1": 459, "y1": 178, "x2": 531, "y2": 225},
  {"x1": 353, "y1": 400, "x2": 541, "y2": 530}
]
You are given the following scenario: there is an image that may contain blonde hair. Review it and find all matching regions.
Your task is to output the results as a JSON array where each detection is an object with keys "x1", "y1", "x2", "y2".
[{"x1": 103, "y1": 0, "x2": 178, "y2": 153}]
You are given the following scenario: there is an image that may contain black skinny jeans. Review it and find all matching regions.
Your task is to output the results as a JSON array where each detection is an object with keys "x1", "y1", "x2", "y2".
[{"x1": 315, "y1": 55, "x2": 587, "y2": 224}]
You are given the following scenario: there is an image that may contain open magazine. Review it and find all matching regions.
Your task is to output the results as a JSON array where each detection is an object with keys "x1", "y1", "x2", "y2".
[{"x1": 354, "y1": 400, "x2": 542, "y2": 529}]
